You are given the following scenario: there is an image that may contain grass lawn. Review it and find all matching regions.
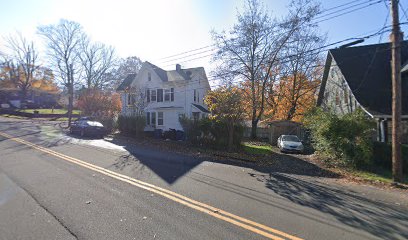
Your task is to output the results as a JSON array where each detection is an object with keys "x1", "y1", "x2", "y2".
[
  {"x1": 0, "y1": 114, "x2": 28, "y2": 119},
  {"x1": 242, "y1": 143, "x2": 273, "y2": 155},
  {"x1": 19, "y1": 109, "x2": 81, "y2": 114},
  {"x1": 352, "y1": 168, "x2": 408, "y2": 185}
]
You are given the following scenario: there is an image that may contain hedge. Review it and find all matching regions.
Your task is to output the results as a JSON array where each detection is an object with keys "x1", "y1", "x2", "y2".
[
  {"x1": 372, "y1": 142, "x2": 408, "y2": 174},
  {"x1": 117, "y1": 115, "x2": 146, "y2": 137}
]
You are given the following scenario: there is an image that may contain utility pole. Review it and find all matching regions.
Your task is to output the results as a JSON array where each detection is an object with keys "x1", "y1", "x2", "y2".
[{"x1": 390, "y1": 0, "x2": 403, "y2": 182}]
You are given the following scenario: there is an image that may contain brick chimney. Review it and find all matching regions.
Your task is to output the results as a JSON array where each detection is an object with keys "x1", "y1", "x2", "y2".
[{"x1": 176, "y1": 64, "x2": 181, "y2": 71}]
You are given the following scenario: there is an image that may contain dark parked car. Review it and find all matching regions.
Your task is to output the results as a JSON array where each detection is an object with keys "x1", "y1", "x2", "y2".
[{"x1": 70, "y1": 120, "x2": 106, "y2": 138}]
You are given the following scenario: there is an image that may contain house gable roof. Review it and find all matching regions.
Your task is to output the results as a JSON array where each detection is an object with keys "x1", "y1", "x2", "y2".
[
  {"x1": 116, "y1": 73, "x2": 137, "y2": 91},
  {"x1": 145, "y1": 61, "x2": 168, "y2": 82},
  {"x1": 116, "y1": 62, "x2": 210, "y2": 91},
  {"x1": 192, "y1": 103, "x2": 210, "y2": 113},
  {"x1": 320, "y1": 41, "x2": 408, "y2": 116}
]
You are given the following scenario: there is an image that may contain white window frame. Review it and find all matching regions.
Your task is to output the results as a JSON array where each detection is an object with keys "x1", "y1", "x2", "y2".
[
  {"x1": 158, "y1": 112, "x2": 164, "y2": 126},
  {"x1": 151, "y1": 89, "x2": 157, "y2": 102},
  {"x1": 164, "y1": 89, "x2": 171, "y2": 101},
  {"x1": 151, "y1": 112, "x2": 156, "y2": 126}
]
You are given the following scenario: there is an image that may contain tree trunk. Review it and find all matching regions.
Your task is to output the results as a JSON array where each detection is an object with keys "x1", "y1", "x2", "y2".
[
  {"x1": 251, "y1": 118, "x2": 258, "y2": 139},
  {"x1": 67, "y1": 64, "x2": 74, "y2": 127},
  {"x1": 20, "y1": 87, "x2": 27, "y2": 103},
  {"x1": 67, "y1": 82, "x2": 74, "y2": 127},
  {"x1": 228, "y1": 123, "x2": 234, "y2": 152}
]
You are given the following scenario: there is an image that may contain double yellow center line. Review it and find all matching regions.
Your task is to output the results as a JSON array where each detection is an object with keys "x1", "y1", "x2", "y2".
[{"x1": 0, "y1": 131, "x2": 303, "y2": 240}]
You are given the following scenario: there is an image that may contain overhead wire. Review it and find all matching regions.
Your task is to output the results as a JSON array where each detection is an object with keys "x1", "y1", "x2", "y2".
[{"x1": 154, "y1": 0, "x2": 385, "y2": 68}]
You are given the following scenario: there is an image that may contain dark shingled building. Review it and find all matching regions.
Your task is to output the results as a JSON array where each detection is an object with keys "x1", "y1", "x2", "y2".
[{"x1": 317, "y1": 41, "x2": 408, "y2": 143}]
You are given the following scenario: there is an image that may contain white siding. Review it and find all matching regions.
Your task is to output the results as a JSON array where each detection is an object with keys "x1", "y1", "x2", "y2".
[{"x1": 120, "y1": 62, "x2": 211, "y2": 131}]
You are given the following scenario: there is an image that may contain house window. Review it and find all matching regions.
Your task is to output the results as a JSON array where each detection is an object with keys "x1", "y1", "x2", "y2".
[
  {"x1": 127, "y1": 94, "x2": 135, "y2": 105},
  {"x1": 171, "y1": 88, "x2": 174, "y2": 101},
  {"x1": 157, "y1": 89, "x2": 163, "y2": 102},
  {"x1": 194, "y1": 89, "x2": 197, "y2": 102},
  {"x1": 197, "y1": 91, "x2": 200, "y2": 103},
  {"x1": 146, "y1": 89, "x2": 150, "y2": 102},
  {"x1": 151, "y1": 89, "x2": 156, "y2": 102},
  {"x1": 148, "y1": 72, "x2": 151, "y2": 81},
  {"x1": 127, "y1": 93, "x2": 132, "y2": 105},
  {"x1": 146, "y1": 112, "x2": 150, "y2": 125},
  {"x1": 151, "y1": 112, "x2": 156, "y2": 126},
  {"x1": 158, "y1": 112, "x2": 164, "y2": 126},
  {"x1": 164, "y1": 89, "x2": 171, "y2": 101}
]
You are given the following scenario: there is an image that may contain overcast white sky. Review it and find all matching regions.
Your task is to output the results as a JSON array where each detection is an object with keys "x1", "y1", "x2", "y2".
[{"x1": 0, "y1": 0, "x2": 407, "y2": 82}]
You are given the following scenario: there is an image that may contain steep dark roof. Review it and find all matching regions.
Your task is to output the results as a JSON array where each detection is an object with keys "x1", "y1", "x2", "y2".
[
  {"x1": 145, "y1": 61, "x2": 168, "y2": 82},
  {"x1": 116, "y1": 73, "x2": 137, "y2": 91},
  {"x1": 327, "y1": 41, "x2": 408, "y2": 116},
  {"x1": 192, "y1": 103, "x2": 210, "y2": 113}
]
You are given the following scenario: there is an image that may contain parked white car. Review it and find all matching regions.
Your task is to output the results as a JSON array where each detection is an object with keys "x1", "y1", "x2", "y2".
[{"x1": 277, "y1": 135, "x2": 304, "y2": 153}]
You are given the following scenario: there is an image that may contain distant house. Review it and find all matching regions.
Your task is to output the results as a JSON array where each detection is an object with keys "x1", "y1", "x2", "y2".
[
  {"x1": 116, "y1": 62, "x2": 211, "y2": 131},
  {"x1": 0, "y1": 88, "x2": 59, "y2": 108},
  {"x1": 317, "y1": 41, "x2": 408, "y2": 143}
]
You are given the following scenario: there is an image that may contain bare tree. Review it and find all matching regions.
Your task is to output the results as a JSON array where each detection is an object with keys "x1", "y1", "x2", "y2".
[
  {"x1": 78, "y1": 35, "x2": 116, "y2": 89},
  {"x1": 37, "y1": 19, "x2": 83, "y2": 126},
  {"x1": 5, "y1": 32, "x2": 39, "y2": 100},
  {"x1": 0, "y1": 56, "x2": 20, "y2": 87},
  {"x1": 212, "y1": 0, "x2": 319, "y2": 138},
  {"x1": 128, "y1": 85, "x2": 148, "y2": 116},
  {"x1": 275, "y1": 21, "x2": 326, "y2": 120},
  {"x1": 112, "y1": 56, "x2": 143, "y2": 89}
]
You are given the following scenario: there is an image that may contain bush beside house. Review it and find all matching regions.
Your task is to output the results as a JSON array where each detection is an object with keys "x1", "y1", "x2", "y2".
[
  {"x1": 304, "y1": 108, "x2": 375, "y2": 167},
  {"x1": 372, "y1": 142, "x2": 408, "y2": 174},
  {"x1": 117, "y1": 115, "x2": 146, "y2": 137},
  {"x1": 179, "y1": 115, "x2": 243, "y2": 150}
]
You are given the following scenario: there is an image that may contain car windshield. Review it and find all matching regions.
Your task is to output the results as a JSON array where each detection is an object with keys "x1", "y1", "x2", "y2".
[
  {"x1": 282, "y1": 135, "x2": 300, "y2": 142},
  {"x1": 86, "y1": 121, "x2": 103, "y2": 127}
]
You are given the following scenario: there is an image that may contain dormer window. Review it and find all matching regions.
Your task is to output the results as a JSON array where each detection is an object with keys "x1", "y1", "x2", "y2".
[{"x1": 148, "y1": 72, "x2": 151, "y2": 81}]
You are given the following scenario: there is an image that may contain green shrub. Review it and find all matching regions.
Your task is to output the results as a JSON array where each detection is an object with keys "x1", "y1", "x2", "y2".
[
  {"x1": 372, "y1": 142, "x2": 408, "y2": 174},
  {"x1": 179, "y1": 116, "x2": 243, "y2": 149},
  {"x1": 304, "y1": 108, "x2": 375, "y2": 167},
  {"x1": 117, "y1": 114, "x2": 146, "y2": 137},
  {"x1": 98, "y1": 117, "x2": 116, "y2": 133}
]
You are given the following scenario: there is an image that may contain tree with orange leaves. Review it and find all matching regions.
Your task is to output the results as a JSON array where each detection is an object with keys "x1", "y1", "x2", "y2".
[
  {"x1": 270, "y1": 72, "x2": 321, "y2": 122},
  {"x1": 77, "y1": 89, "x2": 121, "y2": 119},
  {"x1": 212, "y1": 0, "x2": 321, "y2": 138},
  {"x1": 205, "y1": 87, "x2": 245, "y2": 151}
]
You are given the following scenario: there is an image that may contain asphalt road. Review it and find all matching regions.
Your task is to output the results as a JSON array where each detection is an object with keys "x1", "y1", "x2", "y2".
[{"x1": 0, "y1": 116, "x2": 407, "y2": 240}]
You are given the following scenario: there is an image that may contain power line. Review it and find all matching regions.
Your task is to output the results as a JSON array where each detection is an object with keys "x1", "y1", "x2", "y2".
[
  {"x1": 154, "y1": 45, "x2": 215, "y2": 61},
  {"x1": 314, "y1": 0, "x2": 383, "y2": 23},
  {"x1": 400, "y1": 2, "x2": 408, "y2": 21},
  {"x1": 156, "y1": 1, "x2": 385, "y2": 67},
  {"x1": 158, "y1": 48, "x2": 216, "y2": 64},
  {"x1": 321, "y1": 0, "x2": 368, "y2": 13},
  {"x1": 314, "y1": 0, "x2": 377, "y2": 20},
  {"x1": 353, "y1": 1, "x2": 390, "y2": 92},
  {"x1": 152, "y1": 0, "x2": 383, "y2": 66}
]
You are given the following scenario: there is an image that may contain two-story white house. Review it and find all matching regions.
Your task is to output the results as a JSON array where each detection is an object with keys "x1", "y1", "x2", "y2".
[{"x1": 116, "y1": 61, "x2": 211, "y2": 131}]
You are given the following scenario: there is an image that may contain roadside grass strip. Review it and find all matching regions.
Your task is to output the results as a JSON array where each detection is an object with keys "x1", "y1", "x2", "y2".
[{"x1": 0, "y1": 131, "x2": 303, "y2": 240}]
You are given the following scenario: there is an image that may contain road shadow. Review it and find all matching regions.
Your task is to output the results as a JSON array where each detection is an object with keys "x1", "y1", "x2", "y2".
[
  {"x1": 258, "y1": 173, "x2": 408, "y2": 240},
  {"x1": 108, "y1": 141, "x2": 203, "y2": 184},
  {"x1": 257, "y1": 151, "x2": 339, "y2": 178},
  {"x1": 105, "y1": 136, "x2": 340, "y2": 185}
]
